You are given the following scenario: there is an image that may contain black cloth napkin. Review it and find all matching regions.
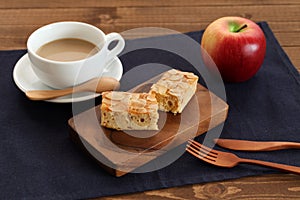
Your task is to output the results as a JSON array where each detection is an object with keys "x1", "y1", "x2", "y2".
[{"x1": 1, "y1": 22, "x2": 300, "y2": 200}]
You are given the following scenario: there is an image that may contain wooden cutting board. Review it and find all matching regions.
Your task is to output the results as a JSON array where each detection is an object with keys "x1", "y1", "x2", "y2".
[{"x1": 68, "y1": 78, "x2": 228, "y2": 177}]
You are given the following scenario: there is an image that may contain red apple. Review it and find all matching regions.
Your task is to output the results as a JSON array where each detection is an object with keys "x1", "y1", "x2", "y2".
[{"x1": 201, "y1": 16, "x2": 266, "y2": 82}]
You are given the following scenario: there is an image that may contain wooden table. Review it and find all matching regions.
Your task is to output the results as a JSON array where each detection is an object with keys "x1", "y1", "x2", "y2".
[{"x1": 2, "y1": 1, "x2": 300, "y2": 199}]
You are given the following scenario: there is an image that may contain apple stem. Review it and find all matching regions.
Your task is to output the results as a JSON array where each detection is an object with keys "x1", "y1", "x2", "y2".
[{"x1": 235, "y1": 24, "x2": 247, "y2": 32}]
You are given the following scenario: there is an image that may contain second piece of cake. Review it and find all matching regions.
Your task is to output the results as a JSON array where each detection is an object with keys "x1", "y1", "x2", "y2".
[{"x1": 149, "y1": 69, "x2": 198, "y2": 114}]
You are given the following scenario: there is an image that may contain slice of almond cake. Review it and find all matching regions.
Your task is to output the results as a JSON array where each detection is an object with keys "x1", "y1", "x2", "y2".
[{"x1": 100, "y1": 91, "x2": 159, "y2": 130}]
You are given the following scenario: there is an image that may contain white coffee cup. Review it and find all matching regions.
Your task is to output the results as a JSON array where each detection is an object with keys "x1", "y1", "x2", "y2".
[{"x1": 27, "y1": 21, "x2": 125, "y2": 89}]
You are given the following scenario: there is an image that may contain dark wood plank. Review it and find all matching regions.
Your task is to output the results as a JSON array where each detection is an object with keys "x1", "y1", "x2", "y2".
[
  {"x1": 0, "y1": 8, "x2": 116, "y2": 25},
  {"x1": 97, "y1": 174, "x2": 300, "y2": 199},
  {"x1": 284, "y1": 47, "x2": 300, "y2": 71},
  {"x1": 116, "y1": 5, "x2": 300, "y2": 23},
  {"x1": 276, "y1": 32, "x2": 300, "y2": 46},
  {"x1": 90, "y1": 21, "x2": 300, "y2": 33},
  {"x1": 0, "y1": 0, "x2": 299, "y2": 8},
  {"x1": 0, "y1": 5, "x2": 299, "y2": 25}
]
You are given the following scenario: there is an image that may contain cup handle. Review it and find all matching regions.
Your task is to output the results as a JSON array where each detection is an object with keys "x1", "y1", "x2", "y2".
[{"x1": 103, "y1": 32, "x2": 125, "y2": 64}]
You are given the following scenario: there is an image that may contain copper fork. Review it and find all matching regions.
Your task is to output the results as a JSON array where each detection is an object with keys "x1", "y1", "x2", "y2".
[{"x1": 186, "y1": 139, "x2": 300, "y2": 175}]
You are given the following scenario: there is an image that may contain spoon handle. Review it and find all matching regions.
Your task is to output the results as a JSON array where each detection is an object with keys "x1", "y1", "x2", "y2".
[
  {"x1": 25, "y1": 77, "x2": 119, "y2": 100},
  {"x1": 215, "y1": 139, "x2": 300, "y2": 151},
  {"x1": 25, "y1": 88, "x2": 75, "y2": 100}
]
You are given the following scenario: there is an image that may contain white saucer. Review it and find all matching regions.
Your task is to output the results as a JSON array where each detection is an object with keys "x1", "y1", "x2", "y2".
[{"x1": 13, "y1": 53, "x2": 123, "y2": 103}]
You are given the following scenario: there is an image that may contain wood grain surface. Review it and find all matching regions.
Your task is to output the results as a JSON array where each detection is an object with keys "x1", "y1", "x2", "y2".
[
  {"x1": 1, "y1": 0, "x2": 300, "y2": 71},
  {"x1": 3, "y1": 0, "x2": 300, "y2": 199}
]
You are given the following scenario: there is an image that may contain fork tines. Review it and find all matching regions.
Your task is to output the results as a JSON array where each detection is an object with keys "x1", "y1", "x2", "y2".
[{"x1": 186, "y1": 139, "x2": 217, "y2": 162}]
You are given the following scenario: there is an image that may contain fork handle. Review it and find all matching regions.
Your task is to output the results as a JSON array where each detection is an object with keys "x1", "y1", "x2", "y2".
[{"x1": 240, "y1": 158, "x2": 300, "y2": 175}]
